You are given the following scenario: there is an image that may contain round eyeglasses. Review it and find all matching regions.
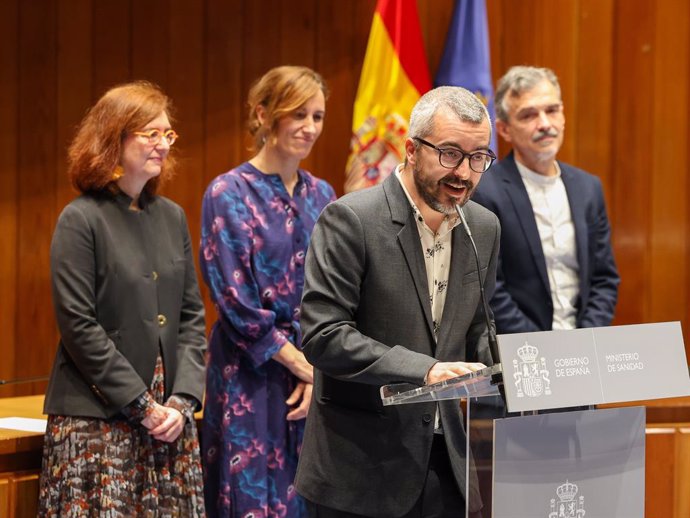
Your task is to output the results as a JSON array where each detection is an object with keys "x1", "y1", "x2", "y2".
[
  {"x1": 133, "y1": 129, "x2": 179, "y2": 146},
  {"x1": 413, "y1": 137, "x2": 496, "y2": 173}
]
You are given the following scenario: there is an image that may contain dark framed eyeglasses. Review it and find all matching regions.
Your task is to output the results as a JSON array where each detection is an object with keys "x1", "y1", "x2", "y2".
[{"x1": 413, "y1": 137, "x2": 496, "y2": 173}]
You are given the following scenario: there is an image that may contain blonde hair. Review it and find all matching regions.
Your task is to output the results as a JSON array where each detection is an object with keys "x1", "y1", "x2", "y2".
[{"x1": 247, "y1": 66, "x2": 328, "y2": 152}]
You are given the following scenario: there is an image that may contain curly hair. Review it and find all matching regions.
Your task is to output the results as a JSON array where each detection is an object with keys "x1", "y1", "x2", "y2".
[
  {"x1": 247, "y1": 66, "x2": 328, "y2": 152},
  {"x1": 68, "y1": 80, "x2": 176, "y2": 196}
]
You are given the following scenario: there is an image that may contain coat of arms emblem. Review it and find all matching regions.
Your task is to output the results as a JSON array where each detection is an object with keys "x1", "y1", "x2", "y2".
[
  {"x1": 549, "y1": 480, "x2": 586, "y2": 518},
  {"x1": 513, "y1": 342, "x2": 551, "y2": 398}
]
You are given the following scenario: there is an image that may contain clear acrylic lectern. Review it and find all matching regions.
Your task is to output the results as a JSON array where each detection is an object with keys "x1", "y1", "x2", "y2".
[{"x1": 381, "y1": 364, "x2": 646, "y2": 518}]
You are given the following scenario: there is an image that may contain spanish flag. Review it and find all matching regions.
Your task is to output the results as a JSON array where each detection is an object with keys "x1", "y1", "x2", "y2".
[{"x1": 344, "y1": 0, "x2": 432, "y2": 193}]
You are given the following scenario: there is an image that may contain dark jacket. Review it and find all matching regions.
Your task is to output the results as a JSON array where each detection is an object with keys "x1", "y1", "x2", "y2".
[
  {"x1": 44, "y1": 191, "x2": 206, "y2": 418},
  {"x1": 295, "y1": 173, "x2": 500, "y2": 516},
  {"x1": 472, "y1": 152, "x2": 620, "y2": 333}
]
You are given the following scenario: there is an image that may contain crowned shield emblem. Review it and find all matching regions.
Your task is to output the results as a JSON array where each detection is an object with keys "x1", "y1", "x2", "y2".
[
  {"x1": 513, "y1": 342, "x2": 551, "y2": 398},
  {"x1": 548, "y1": 480, "x2": 586, "y2": 518}
]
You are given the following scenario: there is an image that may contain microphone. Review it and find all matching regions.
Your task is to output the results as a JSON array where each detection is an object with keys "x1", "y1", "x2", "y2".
[
  {"x1": 0, "y1": 375, "x2": 49, "y2": 386},
  {"x1": 455, "y1": 204, "x2": 501, "y2": 371}
]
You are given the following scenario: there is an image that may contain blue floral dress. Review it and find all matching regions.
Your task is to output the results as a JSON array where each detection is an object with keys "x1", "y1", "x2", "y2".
[{"x1": 200, "y1": 162, "x2": 335, "y2": 518}]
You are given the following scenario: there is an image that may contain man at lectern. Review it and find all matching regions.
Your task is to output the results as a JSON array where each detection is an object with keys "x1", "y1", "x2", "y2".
[
  {"x1": 472, "y1": 66, "x2": 619, "y2": 334},
  {"x1": 295, "y1": 86, "x2": 500, "y2": 517}
]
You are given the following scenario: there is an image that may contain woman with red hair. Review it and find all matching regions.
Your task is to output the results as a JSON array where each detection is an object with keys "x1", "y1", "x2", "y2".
[{"x1": 39, "y1": 81, "x2": 206, "y2": 517}]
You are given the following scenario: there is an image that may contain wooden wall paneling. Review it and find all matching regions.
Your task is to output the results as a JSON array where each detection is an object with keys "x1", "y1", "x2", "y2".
[
  {"x1": 10, "y1": 473, "x2": 39, "y2": 518},
  {"x1": 0, "y1": 478, "x2": 8, "y2": 517},
  {"x1": 536, "y1": 0, "x2": 578, "y2": 164},
  {"x1": 334, "y1": 0, "x2": 377, "y2": 193},
  {"x1": 279, "y1": 0, "x2": 316, "y2": 66},
  {"x1": 56, "y1": 0, "x2": 92, "y2": 223},
  {"x1": 646, "y1": 428, "x2": 676, "y2": 517},
  {"x1": 351, "y1": 0, "x2": 376, "y2": 89},
  {"x1": 313, "y1": 0, "x2": 358, "y2": 194},
  {"x1": 166, "y1": 0, "x2": 205, "y2": 251},
  {"x1": 205, "y1": 0, "x2": 245, "y2": 185},
  {"x1": 50, "y1": 0, "x2": 93, "y2": 396},
  {"x1": 2, "y1": 0, "x2": 690, "y2": 403},
  {"x1": 490, "y1": 0, "x2": 542, "y2": 157},
  {"x1": 91, "y1": 0, "x2": 132, "y2": 97},
  {"x1": 498, "y1": 2, "x2": 542, "y2": 73},
  {"x1": 649, "y1": 0, "x2": 689, "y2": 348},
  {"x1": 16, "y1": 0, "x2": 58, "y2": 395},
  {"x1": 0, "y1": 0, "x2": 19, "y2": 398},
  {"x1": 574, "y1": 0, "x2": 614, "y2": 202},
  {"x1": 611, "y1": 0, "x2": 655, "y2": 327},
  {"x1": 242, "y1": 0, "x2": 283, "y2": 115},
  {"x1": 485, "y1": 0, "x2": 504, "y2": 104},
  {"x1": 131, "y1": 0, "x2": 170, "y2": 88},
  {"x1": 494, "y1": 0, "x2": 578, "y2": 162},
  {"x1": 675, "y1": 428, "x2": 690, "y2": 517},
  {"x1": 202, "y1": 0, "x2": 245, "y2": 326},
  {"x1": 280, "y1": 0, "x2": 318, "y2": 175}
]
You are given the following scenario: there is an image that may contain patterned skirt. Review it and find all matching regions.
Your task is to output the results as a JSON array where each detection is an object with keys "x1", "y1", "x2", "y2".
[{"x1": 38, "y1": 356, "x2": 205, "y2": 517}]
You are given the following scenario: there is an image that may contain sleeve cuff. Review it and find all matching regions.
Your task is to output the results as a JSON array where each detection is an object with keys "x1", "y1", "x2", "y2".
[
  {"x1": 165, "y1": 394, "x2": 196, "y2": 421},
  {"x1": 121, "y1": 391, "x2": 155, "y2": 422},
  {"x1": 246, "y1": 327, "x2": 289, "y2": 366}
]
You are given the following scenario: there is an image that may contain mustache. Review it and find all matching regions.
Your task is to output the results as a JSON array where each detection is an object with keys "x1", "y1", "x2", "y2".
[
  {"x1": 440, "y1": 175, "x2": 474, "y2": 191},
  {"x1": 532, "y1": 128, "x2": 559, "y2": 142}
]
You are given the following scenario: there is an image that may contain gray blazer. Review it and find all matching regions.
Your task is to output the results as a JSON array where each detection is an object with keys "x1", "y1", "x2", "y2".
[
  {"x1": 44, "y1": 191, "x2": 206, "y2": 418},
  {"x1": 295, "y1": 173, "x2": 500, "y2": 517}
]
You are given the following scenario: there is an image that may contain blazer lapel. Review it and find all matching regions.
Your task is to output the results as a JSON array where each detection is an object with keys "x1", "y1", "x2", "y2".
[
  {"x1": 383, "y1": 175, "x2": 435, "y2": 339},
  {"x1": 500, "y1": 154, "x2": 550, "y2": 294},
  {"x1": 561, "y1": 164, "x2": 589, "y2": 293},
  {"x1": 436, "y1": 226, "x2": 473, "y2": 352}
]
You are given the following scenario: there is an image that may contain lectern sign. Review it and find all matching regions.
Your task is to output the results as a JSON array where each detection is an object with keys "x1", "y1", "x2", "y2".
[
  {"x1": 492, "y1": 407, "x2": 645, "y2": 518},
  {"x1": 498, "y1": 321, "x2": 690, "y2": 412}
]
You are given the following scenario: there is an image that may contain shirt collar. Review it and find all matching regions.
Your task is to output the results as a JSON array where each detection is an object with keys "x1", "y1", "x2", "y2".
[{"x1": 515, "y1": 159, "x2": 562, "y2": 186}]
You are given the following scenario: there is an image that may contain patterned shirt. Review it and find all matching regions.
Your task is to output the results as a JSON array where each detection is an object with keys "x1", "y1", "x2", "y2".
[
  {"x1": 396, "y1": 166, "x2": 461, "y2": 434},
  {"x1": 396, "y1": 166, "x2": 460, "y2": 339}
]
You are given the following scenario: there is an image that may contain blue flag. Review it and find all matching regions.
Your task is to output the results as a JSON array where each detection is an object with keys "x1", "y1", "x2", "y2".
[{"x1": 435, "y1": 0, "x2": 496, "y2": 151}]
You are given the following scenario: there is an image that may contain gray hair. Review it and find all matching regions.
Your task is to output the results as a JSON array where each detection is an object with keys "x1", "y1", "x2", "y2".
[
  {"x1": 495, "y1": 66, "x2": 561, "y2": 121},
  {"x1": 408, "y1": 86, "x2": 491, "y2": 141}
]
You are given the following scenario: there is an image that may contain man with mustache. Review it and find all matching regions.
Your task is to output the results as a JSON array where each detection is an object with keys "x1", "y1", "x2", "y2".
[
  {"x1": 295, "y1": 86, "x2": 499, "y2": 517},
  {"x1": 472, "y1": 66, "x2": 619, "y2": 334}
]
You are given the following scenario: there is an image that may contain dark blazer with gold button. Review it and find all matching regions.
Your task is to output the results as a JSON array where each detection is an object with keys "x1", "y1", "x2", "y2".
[{"x1": 43, "y1": 191, "x2": 206, "y2": 418}]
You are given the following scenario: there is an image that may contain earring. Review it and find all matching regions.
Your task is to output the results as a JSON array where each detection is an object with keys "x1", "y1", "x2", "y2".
[{"x1": 112, "y1": 165, "x2": 124, "y2": 181}]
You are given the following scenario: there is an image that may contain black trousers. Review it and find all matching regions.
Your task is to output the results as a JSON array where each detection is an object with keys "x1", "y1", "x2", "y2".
[{"x1": 306, "y1": 434, "x2": 465, "y2": 518}]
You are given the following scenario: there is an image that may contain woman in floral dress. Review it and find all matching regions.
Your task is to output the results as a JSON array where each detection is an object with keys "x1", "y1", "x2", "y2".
[
  {"x1": 39, "y1": 81, "x2": 207, "y2": 517},
  {"x1": 200, "y1": 66, "x2": 335, "y2": 517}
]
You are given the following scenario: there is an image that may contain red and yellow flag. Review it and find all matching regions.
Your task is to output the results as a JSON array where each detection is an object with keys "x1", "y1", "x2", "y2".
[{"x1": 344, "y1": 0, "x2": 432, "y2": 193}]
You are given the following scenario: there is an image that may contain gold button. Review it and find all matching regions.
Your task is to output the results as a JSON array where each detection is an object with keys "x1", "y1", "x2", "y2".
[
  {"x1": 157, "y1": 314, "x2": 167, "y2": 327},
  {"x1": 152, "y1": 271, "x2": 158, "y2": 281}
]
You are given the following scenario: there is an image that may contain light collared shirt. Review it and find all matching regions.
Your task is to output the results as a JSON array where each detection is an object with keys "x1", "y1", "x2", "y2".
[
  {"x1": 516, "y1": 160, "x2": 579, "y2": 329},
  {"x1": 396, "y1": 166, "x2": 461, "y2": 433}
]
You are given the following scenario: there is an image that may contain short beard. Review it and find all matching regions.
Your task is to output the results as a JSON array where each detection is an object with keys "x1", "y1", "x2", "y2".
[{"x1": 413, "y1": 164, "x2": 474, "y2": 215}]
